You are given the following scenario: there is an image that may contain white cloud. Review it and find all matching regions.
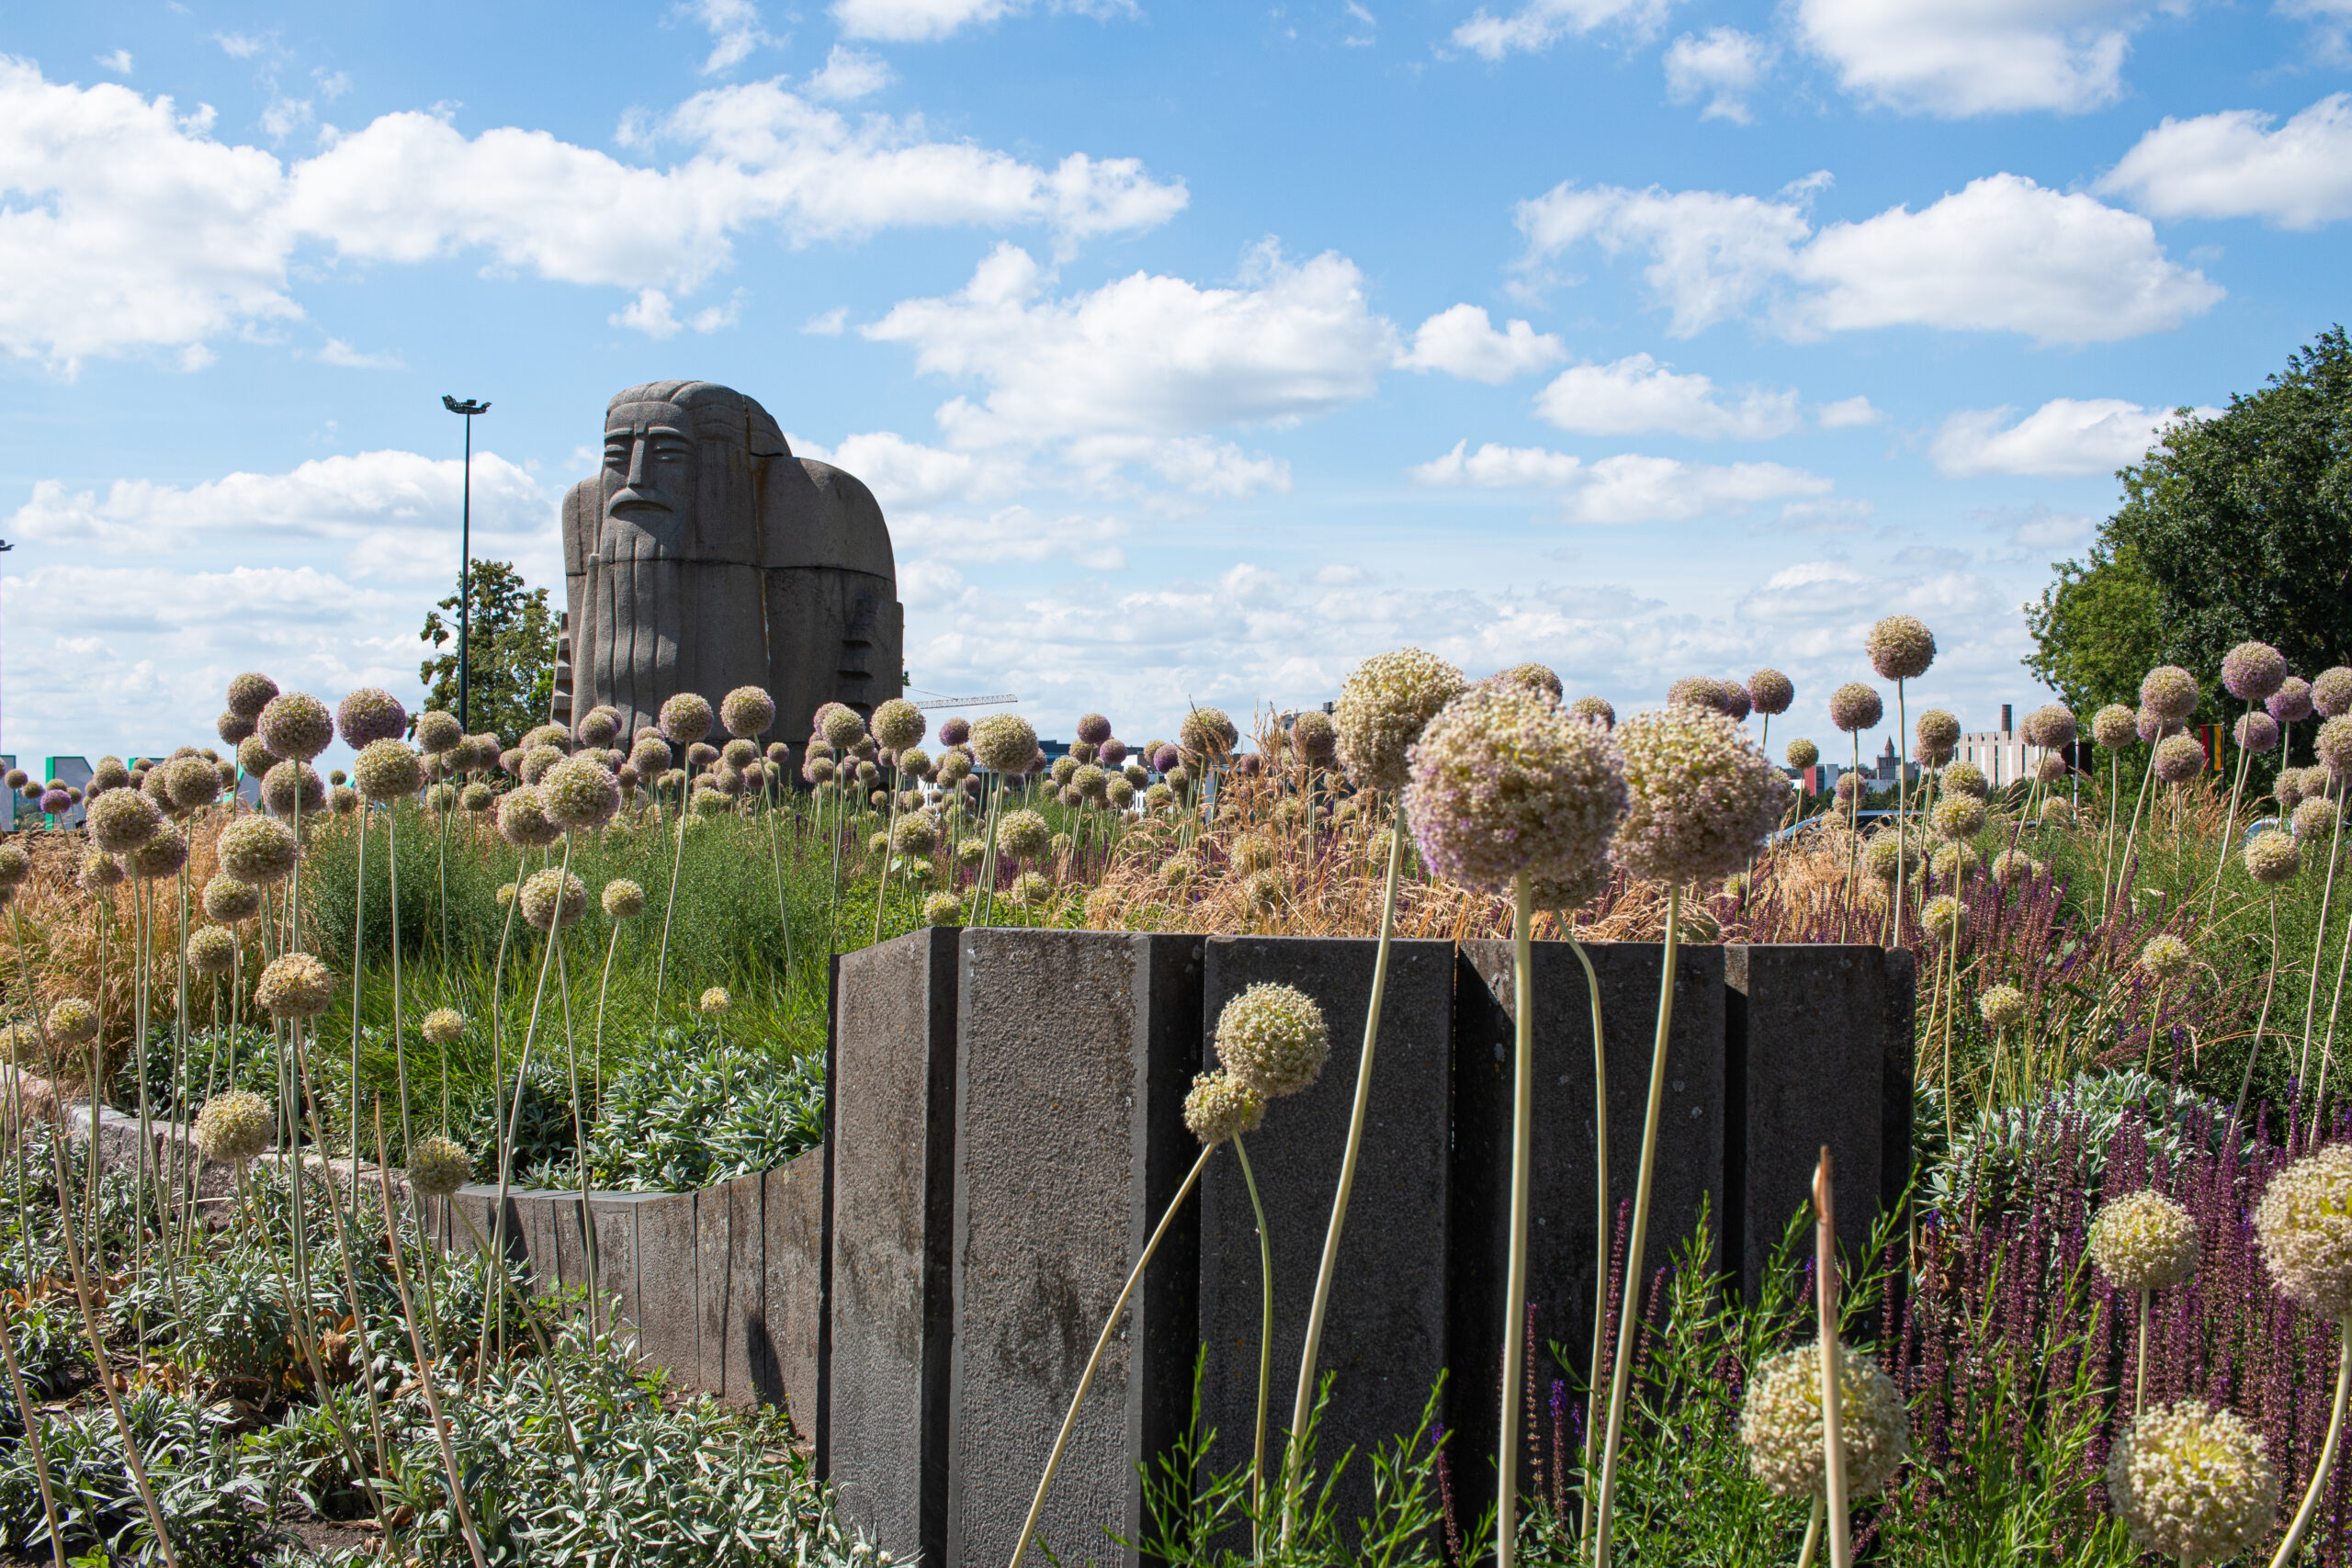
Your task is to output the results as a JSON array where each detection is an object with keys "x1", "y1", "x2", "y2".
[
  {"x1": 1517, "y1": 172, "x2": 2221, "y2": 343},
  {"x1": 96, "y1": 50, "x2": 132, "y2": 74},
  {"x1": 802, "y1": 305, "x2": 849, "y2": 334},
  {"x1": 1795, "y1": 0, "x2": 2147, "y2": 117},
  {"x1": 2098, "y1": 95, "x2": 2352, "y2": 229},
  {"x1": 609, "y1": 287, "x2": 744, "y2": 337},
  {"x1": 1064, "y1": 435, "x2": 1293, "y2": 498},
  {"x1": 1395, "y1": 303, "x2": 1566, "y2": 383},
  {"x1": 1450, "y1": 0, "x2": 1669, "y2": 59},
  {"x1": 688, "y1": 0, "x2": 774, "y2": 73},
  {"x1": 0, "y1": 61, "x2": 1185, "y2": 366},
  {"x1": 1533, "y1": 354, "x2": 1799, "y2": 439},
  {"x1": 1664, "y1": 28, "x2": 1771, "y2": 122},
  {"x1": 1410, "y1": 440, "x2": 1832, "y2": 522},
  {"x1": 317, "y1": 337, "x2": 402, "y2": 369},
  {"x1": 1930, "y1": 397, "x2": 2214, "y2": 477},
  {"x1": 891, "y1": 503, "x2": 1130, "y2": 568},
  {"x1": 831, "y1": 0, "x2": 1134, "y2": 43},
  {"x1": 792, "y1": 430, "x2": 1030, "y2": 508},
  {"x1": 215, "y1": 33, "x2": 267, "y2": 60},
  {"x1": 1815, "y1": 395, "x2": 1879, "y2": 428},
  {"x1": 865, "y1": 242, "x2": 1398, "y2": 446},
  {"x1": 807, "y1": 45, "x2": 895, "y2": 100}
]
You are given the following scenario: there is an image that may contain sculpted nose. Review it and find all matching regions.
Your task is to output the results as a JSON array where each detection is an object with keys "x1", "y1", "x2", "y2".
[{"x1": 625, "y1": 436, "x2": 650, "y2": 491}]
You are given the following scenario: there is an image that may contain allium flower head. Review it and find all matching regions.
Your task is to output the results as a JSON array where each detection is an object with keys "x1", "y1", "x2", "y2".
[
  {"x1": 2154, "y1": 734, "x2": 2206, "y2": 785},
  {"x1": 2255, "y1": 1143, "x2": 2352, "y2": 1319},
  {"x1": 406, "y1": 1134, "x2": 474, "y2": 1199},
  {"x1": 2139, "y1": 709, "x2": 2184, "y2": 745},
  {"x1": 1405, "y1": 683, "x2": 1625, "y2": 894},
  {"x1": 1612, "y1": 705, "x2": 1787, "y2": 887},
  {"x1": 1073, "y1": 763, "x2": 1109, "y2": 802},
  {"x1": 1867, "y1": 615, "x2": 1936, "y2": 681},
  {"x1": 217, "y1": 710, "x2": 254, "y2": 746},
  {"x1": 1490, "y1": 662, "x2": 1563, "y2": 704},
  {"x1": 956, "y1": 712, "x2": 1033, "y2": 775},
  {"x1": 1568, "y1": 695, "x2": 1615, "y2": 729},
  {"x1": 519, "y1": 867, "x2": 587, "y2": 931},
  {"x1": 2141, "y1": 933, "x2": 2192, "y2": 981},
  {"x1": 1828, "y1": 682, "x2": 1883, "y2": 733},
  {"x1": 2108, "y1": 1401, "x2": 2278, "y2": 1564},
  {"x1": 996, "y1": 808, "x2": 1051, "y2": 861},
  {"x1": 352, "y1": 739, "x2": 423, "y2": 804},
  {"x1": 75, "y1": 851, "x2": 119, "y2": 891},
  {"x1": 1101, "y1": 739, "x2": 1128, "y2": 766},
  {"x1": 1737, "y1": 1343, "x2": 1909, "y2": 1502},
  {"x1": 721, "y1": 738, "x2": 758, "y2": 771},
  {"x1": 711, "y1": 685, "x2": 773, "y2": 740},
  {"x1": 0, "y1": 846, "x2": 26, "y2": 888},
  {"x1": 2041, "y1": 796, "x2": 2076, "y2": 828},
  {"x1": 193, "y1": 1090, "x2": 274, "y2": 1165},
  {"x1": 186, "y1": 925, "x2": 237, "y2": 976},
  {"x1": 1915, "y1": 709, "x2": 1962, "y2": 763},
  {"x1": 2222, "y1": 640, "x2": 2288, "y2": 702},
  {"x1": 38, "y1": 788, "x2": 69, "y2": 815},
  {"x1": 932, "y1": 716, "x2": 969, "y2": 748},
  {"x1": 459, "y1": 783, "x2": 493, "y2": 813},
  {"x1": 655, "y1": 691, "x2": 712, "y2": 745},
  {"x1": 2235, "y1": 712, "x2": 2281, "y2": 753},
  {"x1": 1935, "y1": 846, "x2": 1984, "y2": 884},
  {"x1": 892, "y1": 814, "x2": 939, "y2": 857},
  {"x1": 811, "y1": 704, "x2": 863, "y2": 752},
  {"x1": 263, "y1": 761, "x2": 326, "y2": 819},
  {"x1": 2279, "y1": 771, "x2": 2309, "y2": 814},
  {"x1": 1667, "y1": 676, "x2": 1738, "y2": 717},
  {"x1": 1107, "y1": 776, "x2": 1136, "y2": 809},
  {"x1": 2093, "y1": 704, "x2": 2138, "y2": 750},
  {"x1": 2314, "y1": 668, "x2": 2352, "y2": 720},
  {"x1": 2023, "y1": 704, "x2": 2079, "y2": 750},
  {"x1": 337, "y1": 687, "x2": 408, "y2": 749},
  {"x1": 46, "y1": 998, "x2": 98, "y2": 1043},
  {"x1": 1074, "y1": 712, "x2": 1114, "y2": 745},
  {"x1": 226, "y1": 671, "x2": 278, "y2": 718},
  {"x1": 497, "y1": 786, "x2": 563, "y2": 850},
  {"x1": 421, "y1": 1008, "x2": 467, "y2": 1046},
  {"x1": 120, "y1": 822, "x2": 187, "y2": 882},
  {"x1": 1183, "y1": 1070, "x2": 1266, "y2": 1146},
  {"x1": 1050, "y1": 755, "x2": 1080, "y2": 787},
  {"x1": 701, "y1": 986, "x2": 731, "y2": 1016},
  {"x1": 255, "y1": 953, "x2": 334, "y2": 1019},
  {"x1": 86, "y1": 787, "x2": 163, "y2": 853},
  {"x1": 1010, "y1": 870, "x2": 1054, "y2": 908},
  {"x1": 1990, "y1": 849, "x2": 2038, "y2": 887},
  {"x1": 1334, "y1": 648, "x2": 1470, "y2": 792},
  {"x1": 1215, "y1": 982, "x2": 1329, "y2": 1100},
  {"x1": 2269, "y1": 676, "x2": 2314, "y2": 725},
  {"x1": 1181, "y1": 706, "x2": 1239, "y2": 760},
  {"x1": 920, "y1": 890, "x2": 962, "y2": 927},
  {"x1": 565, "y1": 706, "x2": 616, "y2": 749},
  {"x1": 2091, "y1": 1189, "x2": 2200, "y2": 1292},
  {"x1": 2295, "y1": 798, "x2": 2340, "y2": 840},
  {"x1": 1747, "y1": 669, "x2": 1794, "y2": 716},
  {"x1": 1921, "y1": 893, "x2": 1965, "y2": 944},
  {"x1": 202, "y1": 875, "x2": 263, "y2": 922},
  {"x1": 602, "y1": 879, "x2": 646, "y2": 920},
  {"x1": 164, "y1": 755, "x2": 222, "y2": 813},
  {"x1": 256, "y1": 692, "x2": 333, "y2": 762},
  {"x1": 1785, "y1": 738, "x2": 1819, "y2": 770},
  {"x1": 218, "y1": 818, "x2": 299, "y2": 886},
  {"x1": 1978, "y1": 985, "x2": 2027, "y2": 1029},
  {"x1": 2319, "y1": 716, "x2": 2352, "y2": 777},
  {"x1": 2142, "y1": 666, "x2": 2199, "y2": 724},
  {"x1": 1863, "y1": 829, "x2": 1918, "y2": 883},
  {"x1": 1932, "y1": 795, "x2": 1986, "y2": 838},
  {"x1": 871, "y1": 697, "x2": 925, "y2": 752},
  {"x1": 541, "y1": 756, "x2": 621, "y2": 831},
  {"x1": 1941, "y1": 761, "x2": 1989, "y2": 799}
]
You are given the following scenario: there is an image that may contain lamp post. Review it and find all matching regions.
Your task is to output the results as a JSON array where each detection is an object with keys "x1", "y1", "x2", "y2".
[{"x1": 442, "y1": 397, "x2": 490, "y2": 730}]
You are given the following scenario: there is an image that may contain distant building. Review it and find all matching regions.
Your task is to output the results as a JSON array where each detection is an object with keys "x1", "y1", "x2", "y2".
[{"x1": 1959, "y1": 704, "x2": 2033, "y2": 788}]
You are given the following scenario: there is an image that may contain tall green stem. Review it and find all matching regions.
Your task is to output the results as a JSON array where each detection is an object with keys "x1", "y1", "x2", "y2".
[
  {"x1": 1570, "y1": 934, "x2": 1609, "y2": 1550},
  {"x1": 1892, "y1": 681, "x2": 1910, "y2": 947},
  {"x1": 2268, "y1": 1317, "x2": 2352, "y2": 1568},
  {"x1": 1498, "y1": 874, "x2": 1537, "y2": 1568},
  {"x1": 1235, "y1": 1133, "x2": 1273, "y2": 1545},
  {"x1": 1814, "y1": 1150, "x2": 1849, "y2": 1568}
]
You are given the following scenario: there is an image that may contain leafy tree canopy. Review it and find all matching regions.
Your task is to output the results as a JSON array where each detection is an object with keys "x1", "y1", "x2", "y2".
[
  {"x1": 419, "y1": 559, "x2": 556, "y2": 743},
  {"x1": 2025, "y1": 325, "x2": 2352, "y2": 723}
]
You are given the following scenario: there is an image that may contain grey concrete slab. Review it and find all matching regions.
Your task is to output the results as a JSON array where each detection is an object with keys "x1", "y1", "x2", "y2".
[
  {"x1": 632, "y1": 1189, "x2": 701, "y2": 1383},
  {"x1": 1196, "y1": 934, "x2": 1456, "y2": 1548},
  {"x1": 696, "y1": 1182, "x2": 734, "y2": 1396},
  {"x1": 943, "y1": 931, "x2": 1202, "y2": 1568},
  {"x1": 518, "y1": 1192, "x2": 563, "y2": 1298},
  {"x1": 760, "y1": 1148, "x2": 827, "y2": 1436},
  {"x1": 829, "y1": 927, "x2": 960, "y2": 1566},
  {"x1": 1453, "y1": 940, "x2": 1727, "y2": 1518},
  {"x1": 720, "y1": 1173, "x2": 765, "y2": 1407},
  {"x1": 1725, "y1": 945, "x2": 1915, "y2": 1303},
  {"x1": 586, "y1": 1192, "x2": 644, "y2": 1341}
]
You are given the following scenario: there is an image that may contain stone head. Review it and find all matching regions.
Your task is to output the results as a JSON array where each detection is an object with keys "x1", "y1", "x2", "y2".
[{"x1": 592, "y1": 380, "x2": 787, "y2": 561}]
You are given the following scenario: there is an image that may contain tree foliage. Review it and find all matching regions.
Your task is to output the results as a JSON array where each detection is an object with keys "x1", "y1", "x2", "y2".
[
  {"x1": 418, "y1": 558, "x2": 555, "y2": 742},
  {"x1": 2026, "y1": 326, "x2": 2352, "y2": 721}
]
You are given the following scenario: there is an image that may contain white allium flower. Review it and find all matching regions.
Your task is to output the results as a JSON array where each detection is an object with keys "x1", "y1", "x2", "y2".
[
  {"x1": 1737, "y1": 1342, "x2": 1909, "y2": 1502},
  {"x1": 2255, "y1": 1143, "x2": 2352, "y2": 1320},
  {"x1": 2089, "y1": 1189, "x2": 2201, "y2": 1292},
  {"x1": 193, "y1": 1089, "x2": 274, "y2": 1165},
  {"x1": 2107, "y1": 1401, "x2": 2278, "y2": 1564},
  {"x1": 1333, "y1": 648, "x2": 1469, "y2": 792},
  {"x1": 1183, "y1": 1070, "x2": 1265, "y2": 1146},
  {"x1": 1214, "y1": 982, "x2": 1329, "y2": 1100}
]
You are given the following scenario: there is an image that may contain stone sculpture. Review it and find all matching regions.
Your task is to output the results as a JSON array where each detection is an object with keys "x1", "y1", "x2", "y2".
[{"x1": 556, "y1": 379, "x2": 902, "y2": 749}]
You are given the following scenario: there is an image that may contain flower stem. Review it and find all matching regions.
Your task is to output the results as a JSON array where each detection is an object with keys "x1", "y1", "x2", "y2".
[
  {"x1": 1814, "y1": 1149, "x2": 1849, "y2": 1568},
  {"x1": 2267, "y1": 1316, "x2": 2352, "y2": 1568},
  {"x1": 1235, "y1": 1132, "x2": 1273, "y2": 1545},
  {"x1": 1498, "y1": 873, "x2": 1537, "y2": 1568},
  {"x1": 1569, "y1": 932, "x2": 1609, "y2": 1551}
]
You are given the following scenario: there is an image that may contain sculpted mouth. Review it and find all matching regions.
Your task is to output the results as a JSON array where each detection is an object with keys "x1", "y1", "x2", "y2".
[{"x1": 608, "y1": 489, "x2": 673, "y2": 515}]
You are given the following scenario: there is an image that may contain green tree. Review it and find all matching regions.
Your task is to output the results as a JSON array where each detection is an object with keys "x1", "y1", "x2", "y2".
[
  {"x1": 419, "y1": 559, "x2": 557, "y2": 742},
  {"x1": 2027, "y1": 325, "x2": 2352, "y2": 724}
]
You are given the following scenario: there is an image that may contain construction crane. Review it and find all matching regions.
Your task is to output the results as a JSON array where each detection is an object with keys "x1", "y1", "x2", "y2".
[{"x1": 908, "y1": 688, "x2": 1020, "y2": 712}]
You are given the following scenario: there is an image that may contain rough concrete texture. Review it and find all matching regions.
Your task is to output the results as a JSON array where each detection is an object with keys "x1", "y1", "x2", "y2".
[
  {"x1": 1725, "y1": 944, "x2": 1914, "y2": 1303},
  {"x1": 829, "y1": 928, "x2": 960, "y2": 1567},
  {"x1": 1453, "y1": 939, "x2": 1726, "y2": 1515},
  {"x1": 761, "y1": 1150, "x2": 828, "y2": 1437},
  {"x1": 944, "y1": 931, "x2": 1202, "y2": 1568},
  {"x1": 1196, "y1": 935, "x2": 1457, "y2": 1544}
]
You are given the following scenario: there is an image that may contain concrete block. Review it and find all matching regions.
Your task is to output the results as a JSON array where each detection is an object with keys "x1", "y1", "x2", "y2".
[
  {"x1": 944, "y1": 931, "x2": 1202, "y2": 1568},
  {"x1": 1452, "y1": 939, "x2": 1726, "y2": 1514},
  {"x1": 586, "y1": 1192, "x2": 645, "y2": 1339},
  {"x1": 518, "y1": 1192, "x2": 563, "y2": 1297},
  {"x1": 697, "y1": 1182, "x2": 735, "y2": 1396},
  {"x1": 719, "y1": 1173, "x2": 766, "y2": 1406},
  {"x1": 632, "y1": 1190, "x2": 701, "y2": 1383},
  {"x1": 1725, "y1": 945, "x2": 1915, "y2": 1303},
  {"x1": 1196, "y1": 935, "x2": 1456, "y2": 1545},
  {"x1": 760, "y1": 1147, "x2": 827, "y2": 1437},
  {"x1": 829, "y1": 927, "x2": 960, "y2": 1566}
]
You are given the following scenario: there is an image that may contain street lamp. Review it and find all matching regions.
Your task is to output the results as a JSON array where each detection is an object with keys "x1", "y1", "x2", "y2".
[{"x1": 442, "y1": 396, "x2": 490, "y2": 730}]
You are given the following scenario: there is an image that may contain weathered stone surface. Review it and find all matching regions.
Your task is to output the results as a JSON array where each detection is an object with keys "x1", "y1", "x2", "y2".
[
  {"x1": 829, "y1": 928, "x2": 960, "y2": 1566},
  {"x1": 944, "y1": 930, "x2": 1202, "y2": 1568},
  {"x1": 1453, "y1": 940, "x2": 1726, "y2": 1512},
  {"x1": 1724, "y1": 944, "x2": 1915, "y2": 1303},
  {"x1": 632, "y1": 1190, "x2": 701, "y2": 1382},
  {"x1": 1196, "y1": 935, "x2": 1456, "y2": 1543},
  {"x1": 760, "y1": 1147, "x2": 827, "y2": 1437},
  {"x1": 586, "y1": 1192, "x2": 644, "y2": 1337}
]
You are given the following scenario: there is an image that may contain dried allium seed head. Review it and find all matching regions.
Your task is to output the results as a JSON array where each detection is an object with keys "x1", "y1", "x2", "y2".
[
  {"x1": 1785, "y1": 738, "x2": 1820, "y2": 770},
  {"x1": 1335, "y1": 649, "x2": 1470, "y2": 792},
  {"x1": 2022, "y1": 704, "x2": 2079, "y2": 750},
  {"x1": 226, "y1": 671, "x2": 279, "y2": 718},
  {"x1": 1978, "y1": 985, "x2": 2026, "y2": 1029},
  {"x1": 872, "y1": 698, "x2": 926, "y2": 752},
  {"x1": 255, "y1": 952, "x2": 335, "y2": 1019},
  {"x1": 336, "y1": 687, "x2": 408, "y2": 749},
  {"x1": 1490, "y1": 662, "x2": 1563, "y2": 705},
  {"x1": 1737, "y1": 1343, "x2": 1909, "y2": 1503},
  {"x1": 2090, "y1": 1189, "x2": 2200, "y2": 1292},
  {"x1": 406, "y1": 1134, "x2": 474, "y2": 1198},
  {"x1": 424, "y1": 782, "x2": 458, "y2": 813},
  {"x1": 86, "y1": 787, "x2": 163, "y2": 853},
  {"x1": 1291, "y1": 710, "x2": 1339, "y2": 763},
  {"x1": 1073, "y1": 763, "x2": 1109, "y2": 802},
  {"x1": 1183, "y1": 1070, "x2": 1266, "y2": 1145},
  {"x1": 815, "y1": 702, "x2": 866, "y2": 751},
  {"x1": 1989, "y1": 848, "x2": 2037, "y2": 888},
  {"x1": 1107, "y1": 776, "x2": 1136, "y2": 809},
  {"x1": 46, "y1": 997, "x2": 98, "y2": 1043},
  {"x1": 1828, "y1": 682, "x2": 1883, "y2": 734},
  {"x1": 1834, "y1": 773, "x2": 1863, "y2": 803},
  {"x1": 2153, "y1": 734, "x2": 2206, "y2": 785},
  {"x1": 1406, "y1": 683, "x2": 1625, "y2": 894},
  {"x1": 2222, "y1": 639, "x2": 2289, "y2": 702},
  {"x1": 1747, "y1": 669, "x2": 1795, "y2": 716},
  {"x1": 2256, "y1": 1143, "x2": 2352, "y2": 1319},
  {"x1": 2034, "y1": 753, "x2": 2070, "y2": 784},
  {"x1": 722, "y1": 738, "x2": 759, "y2": 771},
  {"x1": 2140, "y1": 933, "x2": 2192, "y2": 981},
  {"x1": 1935, "y1": 845, "x2": 1983, "y2": 884},
  {"x1": 694, "y1": 786, "x2": 734, "y2": 818},
  {"x1": 1214, "y1": 982, "x2": 1329, "y2": 1100},
  {"x1": 1612, "y1": 706, "x2": 1787, "y2": 887},
  {"x1": 2092, "y1": 704, "x2": 2138, "y2": 750},
  {"x1": 1146, "y1": 783, "x2": 1174, "y2": 812},
  {"x1": 1567, "y1": 695, "x2": 1615, "y2": 729},
  {"x1": 193, "y1": 1090, "x2": 274, "y2": 1165},
  {"x1": 1050, "y1": 755, "x2": 1080, "y2": 787},
  {"x1": 2236, "y1": 711, "x2": 2281, "y2": 753},
  {"x1": 2271, "y1": 676, "x2": 2316, "y2": 725},
  {"x1": 420, "y1": 1008, "x2": 467, "y2": 1046},
  {"x1": 186, "y1": 925, "x2": 237, "y2": 976},
  {"x1": 2141, "y1": 666, "x2": 2199, "y2": 724},
  {"x1": 659, "y1": 692, "x2": 715, "y2": 745},
  {"x1": 519, "y1": 867, "x2": 587, "y2": 931},
  {"x1": 972, "y1": 713, "x2": 1040, "y2": 774},
  {"x1": 1866, "y1": 615, "x2": 1936, "y2": 681},
  {"x1": 2108, "y1": 1401, "x2": 2278, "y2": 1565},
  {"x1": 540, "y1": 757, "x2": 621, "y2": 831}
]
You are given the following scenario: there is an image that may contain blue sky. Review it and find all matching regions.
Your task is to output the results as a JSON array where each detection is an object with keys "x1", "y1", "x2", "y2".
[{"x1": 2, "y1": 0, "x2": 2346, "y2": 771}]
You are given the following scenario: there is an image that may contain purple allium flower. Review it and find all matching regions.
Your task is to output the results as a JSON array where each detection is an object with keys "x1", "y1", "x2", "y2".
[
  {"x1": 225, "y1": 671, "x2": 278, "y2": 719},
  {"x1": 938, "y1": 716, "x2": 971, "y2": 747},
  {"x1": 1866, "y1": 615, "x2": 1936, "y2": 681},
  {"x1": 2317, "y1": 716, "x2": 2352, "y2": 777},
  {"x1": 2138, "y1": 708, "x2": 2183, "y2": 745},
  {"x1": 1568, "y1": 695, "x2": 1615, "y2": 729},
  {"x1": 2022, "y1": 704, "x2": 2078, "y2": 750},
  {"x1": 2313, "y1": 667, "x2": 2352, "y2": 719},
  {"x1": 1075, "y1": 712, "x2": 1114, "y2": 746},
  {"x1": 1234, "y1": 752, "x2": 1262, "y2": 777},
  {"x1": 337, "y1": 687, "x2": 408, "y2": 750},
  {"x1": 217, "y1": 710, "x2": 254, "y2": 746},
  {"x1": 1102, "y1": 739, "x2": 1129, "y2": 766},
  {"x1": 1747, "y1": 669, "x2": 1794, "y2": 716},
  {"x1": 2093, "y1": 704, "x2": 2138, "y2": 750},
  {"x1": 2235, "y1": 711, "x2": 2281, "y2": 752},
  {"x1": 661, "y1": 692, "x2": 715, "y2": 745},
  {"x1": 1915, "y1": 708, "x2": 1962, "y2": 763},
  {"x1": 2141, "y1": 665, "x2": 2199, "y2": 724},
  {"x1": 1334, "y1": 648, "x2": 1469, "y2": 792},
  {"x1": 1611, "y1": 705, "x2": 1787, "y2": 886},
  {"x1": 1717, "y1": 680, "x2": 1752, "y2": 722},
  {"x1": 1404, "y1": 682, "x2": 1625, "y2": 894},
  {"x1": 2222, "y1": 640, "x2": 2288, "y2": 703},
  {"x1": 2154, "y1": 733, "x2": 2206, "y2": 784},
  {"x1": 1151, "y1": 743, "x2": 1182, "y2": 774},
  {"x1": 1828, "y1": 682, "x2": 1883, "y2": 733},
  {"x1": 575, "y1": 705, "x2": 623, "y2": 748},
  {"x1": 258, "y1": 692, "x2": 333, "y2": 762},
  {"x1": 2268, "y1": 676, "x2": 2313, "y2": 724}
]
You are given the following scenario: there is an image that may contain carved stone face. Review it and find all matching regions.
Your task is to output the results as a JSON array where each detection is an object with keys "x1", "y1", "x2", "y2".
[{"x1": 600, "y1": 400, "x2": 695, "y2": 547}]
